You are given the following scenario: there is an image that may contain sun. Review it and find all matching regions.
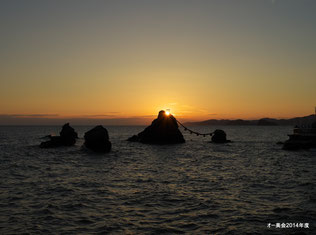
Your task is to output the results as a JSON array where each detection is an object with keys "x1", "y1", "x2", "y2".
[{"x1": 165, "y1": 111, "x2": 170, "y2": 116}]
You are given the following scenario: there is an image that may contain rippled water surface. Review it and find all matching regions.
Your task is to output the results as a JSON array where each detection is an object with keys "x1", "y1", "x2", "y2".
[{"x1": 0, "y1": 125, "x2": 315, "y2": 234}]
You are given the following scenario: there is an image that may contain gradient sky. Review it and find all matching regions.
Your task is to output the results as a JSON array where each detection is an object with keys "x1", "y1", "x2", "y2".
[{"x1": 1, "y1": 0, "x2": 316, "y2": 124}]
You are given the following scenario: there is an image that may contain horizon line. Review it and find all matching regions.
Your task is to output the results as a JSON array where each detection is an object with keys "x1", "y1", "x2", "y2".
[{"x1": 0, "y1": 113, "x2": 314, "y2": 126}]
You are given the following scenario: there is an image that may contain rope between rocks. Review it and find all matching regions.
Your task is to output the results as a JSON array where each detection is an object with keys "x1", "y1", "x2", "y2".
[{"x1": 176, "y1": 120, "x2": 213, "y2": 137}]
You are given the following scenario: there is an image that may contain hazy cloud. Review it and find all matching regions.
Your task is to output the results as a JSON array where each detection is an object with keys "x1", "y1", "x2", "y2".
[
  {"x1": 0, "y1": 114, "x2": 59, "y2": 118},
  {"x1": 0, "y1": 114, "x2": 153, "y2": 125},
  {"x1": 82, "y1": 114, "x2": 118, "y2": 118}
]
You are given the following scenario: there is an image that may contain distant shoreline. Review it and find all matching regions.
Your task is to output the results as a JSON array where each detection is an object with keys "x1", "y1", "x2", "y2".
[{"x1": 184, "y1": 114, "x2": 316, "y2": 126}]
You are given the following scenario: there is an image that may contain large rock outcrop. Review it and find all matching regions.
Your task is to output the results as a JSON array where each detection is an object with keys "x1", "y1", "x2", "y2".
[
  {"x1": 84, "y1": 125, "x2": 111, "y2": 153},
  {"x1": 128, "y1": 110, "x2": 185, "y2": 144},
  {"x1": 40, "y1": 123, "x2": 78, "y2": 148},
  {"x1": 211, "y1": 129, "x2": 231, "y2": 143}
]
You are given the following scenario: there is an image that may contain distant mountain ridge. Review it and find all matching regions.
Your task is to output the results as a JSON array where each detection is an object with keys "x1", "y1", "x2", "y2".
[{"x1": 184, "y1": 115, "x2": 316, "y2": 126}]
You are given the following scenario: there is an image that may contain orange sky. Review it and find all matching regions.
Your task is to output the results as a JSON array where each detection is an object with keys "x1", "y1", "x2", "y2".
[{"x1": 1, "y1": 1, "x2": 316, "y2": 124}]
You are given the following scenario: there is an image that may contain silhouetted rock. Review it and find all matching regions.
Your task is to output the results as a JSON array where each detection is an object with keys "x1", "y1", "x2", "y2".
[
  {"x1": 60, "y1": 123, "x2": 78, "y2": 144},
  {"x1": 40, "y1": 123, "x2": 78, "y2": 148},
  {"x1": 211, "y1": 129, "x2": 230, "y2": 143},
  {"x1": 127, "y1": 135, "x2": 139, "y2": 142},
  {"x1": 84, "y1": 125, "x2": 111, "y2": 153},
  {"x1": 40, "y1": 136, "x2": 63, "y2": 148},
  {"x1": 127, "y1": 110, "x2": 185, "y2": 144}
]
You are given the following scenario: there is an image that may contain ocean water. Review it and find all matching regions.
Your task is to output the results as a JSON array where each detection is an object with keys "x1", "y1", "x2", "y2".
[{"x1": 0, "y1": 125, "x2": 315, "y2": 234}]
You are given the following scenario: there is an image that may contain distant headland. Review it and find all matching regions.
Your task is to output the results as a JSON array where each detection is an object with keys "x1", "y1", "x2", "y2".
[{"x1": 184, "y1": 115, "x2": 316, "y2": 126}]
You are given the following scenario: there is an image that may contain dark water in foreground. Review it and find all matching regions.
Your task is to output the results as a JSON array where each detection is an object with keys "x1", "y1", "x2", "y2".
[{"x1": 0, "y1": 125, "x2": 315, "y2": 234}]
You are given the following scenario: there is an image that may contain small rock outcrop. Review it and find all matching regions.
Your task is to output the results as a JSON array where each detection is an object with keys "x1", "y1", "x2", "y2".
[
  {"x1": 211, "y1": 129, "x2": 231, "y2": 143},
  {"x1": 84, "y1": 125, "x2": 111, "y2": 153},
  {"x1": 40, "y1": 123, "x2": 78, "y2": 148},
  {"x1": 128, "y1": 110, "x2": 185, "y2": 144}
]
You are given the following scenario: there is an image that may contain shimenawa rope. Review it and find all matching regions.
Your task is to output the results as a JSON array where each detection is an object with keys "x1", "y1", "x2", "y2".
[{"x1": 176, "y1": 120, "x2": 213, "y2": 137}]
